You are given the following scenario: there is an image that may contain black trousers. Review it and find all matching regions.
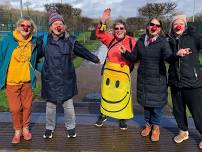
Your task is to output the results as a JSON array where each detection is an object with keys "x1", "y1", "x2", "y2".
[{"x1": 171, "y1": 87, "x2": 202, "y2": 134}]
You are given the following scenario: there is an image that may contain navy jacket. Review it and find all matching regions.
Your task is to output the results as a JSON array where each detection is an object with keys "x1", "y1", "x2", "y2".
[
  {"x1": 122, "y1": 34, "x2": 176, "y2": 107},
  {"x1": 36, "y1": 33, "x2": 99, "y2": 104}
]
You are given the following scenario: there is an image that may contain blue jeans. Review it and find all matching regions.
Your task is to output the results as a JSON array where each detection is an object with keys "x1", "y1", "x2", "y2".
[
  {"x1": 144, "y1": 106, "x2": 163, "y2": 125},
  {"x1": 45, "y1": 98, "x2": 76, "y2": 131}
]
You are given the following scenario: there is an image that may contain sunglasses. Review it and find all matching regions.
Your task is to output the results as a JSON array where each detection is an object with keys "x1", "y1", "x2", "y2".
[
  {"x1": 149, "y1": 23, "x2": 161, "y2": 28},
  {"x1": 20, "y1": 24, "x2": 31, "y2": 28},
  {"x1": 114, "y1": 27, "x2": 125, "y2": 30}
]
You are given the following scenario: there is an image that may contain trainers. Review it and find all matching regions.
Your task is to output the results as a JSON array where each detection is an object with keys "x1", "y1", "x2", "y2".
[
  {"x1": 67, "y1": 128, "x2": 76, "y2": 138},
  {"x1": 43, "y1": 129, "x2": 54, "y2": 139},
  {"x1": 95, "y1": 115, "x2": 107, "y2": 127},
  {"x1": 22, "y1": 128, "x2": 32, "y2": 140},
  {"x1": 11, "y1": 130, "x2": 21, "y2": 144},
  {"x1": 119, "y1": 119, "x2": 128, "y2": 130},
  {"x1": 151, "y1": 125, "x2": 160, "y2": 142},
  {"x1": 174, "y1": 130, "x2": 189, "y2": 143},
  {"x1": 141, "y1": 124, "x2": 152, "y2": 137},
  {"x1": 199, "y1": 140, "x2": 202, "y2": 149}
]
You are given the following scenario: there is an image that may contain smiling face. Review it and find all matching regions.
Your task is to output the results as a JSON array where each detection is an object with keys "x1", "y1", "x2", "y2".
[
  {"x1": 172, "y1": 19, "x2": 186, "y2": 37},
  {"x1": 100, "y1": 62, "x2": 133, "y2": 119},
  {"x1": 17, "y1": 19, "x2": 33, "y2": 38},
  {"x1": 114, "y1": 23, "x2": 126, "y2": 40},
  {"x1": 50, "y1": 20, "x2": 65, "y2": 36},
  {"x1": 147, "y1": 18, "x2": 161, "y2": 37}
]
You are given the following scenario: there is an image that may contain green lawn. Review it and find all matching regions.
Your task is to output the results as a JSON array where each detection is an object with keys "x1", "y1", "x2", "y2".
[{"x1": 73, "y1": 40, "x2": 100, "y2": 68}]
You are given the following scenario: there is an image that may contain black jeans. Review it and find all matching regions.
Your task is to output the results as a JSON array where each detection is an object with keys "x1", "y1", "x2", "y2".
[{"x1": 171, "y1": 87, "x2": 202, "y2": 134}]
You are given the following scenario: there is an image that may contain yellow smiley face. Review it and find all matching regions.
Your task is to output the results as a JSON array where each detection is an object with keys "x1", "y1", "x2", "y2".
[{"x1": 100, "y1": 61, "x2": 133, "y2": 119}]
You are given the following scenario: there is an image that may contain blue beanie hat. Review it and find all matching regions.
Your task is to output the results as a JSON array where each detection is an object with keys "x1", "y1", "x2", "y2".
[{"x1": 48, "y1": 8, "x2": 64, "y2": 26}]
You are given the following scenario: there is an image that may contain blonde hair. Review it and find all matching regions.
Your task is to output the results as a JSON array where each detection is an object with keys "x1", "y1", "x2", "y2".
[{"x1": 16, "y1": 16, "x2": 37, "y2": 34}]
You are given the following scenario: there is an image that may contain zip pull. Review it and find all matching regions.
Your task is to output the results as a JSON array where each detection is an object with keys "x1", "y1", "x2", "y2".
[{"x1": 194, "y1": 68, "x2": 198, "y2": 79}]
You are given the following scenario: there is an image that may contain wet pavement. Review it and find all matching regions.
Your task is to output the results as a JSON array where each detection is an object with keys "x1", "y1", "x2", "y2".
[{"x1": 0, "y1": 44, "x2": 201, "y2": 151}]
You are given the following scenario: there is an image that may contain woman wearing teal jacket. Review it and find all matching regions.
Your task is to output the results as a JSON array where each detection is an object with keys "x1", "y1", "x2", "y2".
[{"x1": 0, "y1": 16, "x2": 39, "y2": 144}]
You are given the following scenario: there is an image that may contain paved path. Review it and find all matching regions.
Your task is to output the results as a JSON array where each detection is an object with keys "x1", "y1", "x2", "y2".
[{"x1": 0, "y1": 44, "x2": 201, "y2": 151}]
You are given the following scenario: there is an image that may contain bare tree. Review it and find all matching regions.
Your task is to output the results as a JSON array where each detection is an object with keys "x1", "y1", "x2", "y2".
[
  {"x1": 45, "y1": 3, "x2": 95, "y2": 31},
  {"x1": 138, "y1": 2, "x2": 177, "y2": 19}
]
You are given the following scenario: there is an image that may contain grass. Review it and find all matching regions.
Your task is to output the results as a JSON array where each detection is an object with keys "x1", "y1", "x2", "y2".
[
  {"x1": 73, "y1": 39, "x2": 100, "y2": 68},
  {"x1": 0, "y1": 90, "x2": 8, "y2": 111}
]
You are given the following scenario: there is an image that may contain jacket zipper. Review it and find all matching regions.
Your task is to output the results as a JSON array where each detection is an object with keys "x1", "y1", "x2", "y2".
[
  {"x1": 194, "y1": 68, "x2": 198, "y2": 80},
  {"x1": 177, "y1": 39, "x2": 181, "y2": 81}
]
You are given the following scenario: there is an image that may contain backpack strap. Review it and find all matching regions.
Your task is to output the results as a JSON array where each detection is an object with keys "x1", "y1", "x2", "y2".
[
  {"x1": 42, "y1": 33, "x2": 48, "y2": 49},
  {"x1": 107, "y1": 37, "x2": 116, "y2": 49},
  {"x1": 129, "y1": 38, "x2": 133, "y2": 50}
]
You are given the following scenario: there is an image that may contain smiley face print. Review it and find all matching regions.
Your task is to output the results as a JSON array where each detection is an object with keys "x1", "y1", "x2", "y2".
[{"x1": 100, "y1": 61, "x2": 133, "y2": 119}]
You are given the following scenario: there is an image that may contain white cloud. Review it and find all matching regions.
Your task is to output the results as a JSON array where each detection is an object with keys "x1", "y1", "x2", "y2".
[{"x1": 0, "y1": 0, "x2": 201, "y2": 17}]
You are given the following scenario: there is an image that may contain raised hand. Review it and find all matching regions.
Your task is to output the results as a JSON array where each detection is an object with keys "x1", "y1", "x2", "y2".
[{"x1": 101, "y1": 8, "x2": 111, "y2": 24}]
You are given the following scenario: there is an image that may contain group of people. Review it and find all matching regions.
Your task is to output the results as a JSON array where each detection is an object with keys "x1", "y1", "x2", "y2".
[{"x1": 0, "y1": 7, "x2": 202, "y2": 150}]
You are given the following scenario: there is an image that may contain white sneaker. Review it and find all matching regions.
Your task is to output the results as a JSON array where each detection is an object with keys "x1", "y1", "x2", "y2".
[
  {"x1": 174, "y1": 130, "x2": 189, "y2": 143},
  {"x1": 199, "y1": 141, "x2": 202, "y2": 149}
]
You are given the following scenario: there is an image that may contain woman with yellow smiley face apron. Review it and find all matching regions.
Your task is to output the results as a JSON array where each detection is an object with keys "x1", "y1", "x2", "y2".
[{"x1": 95, "y1": 8, "x2": 136, "y2": 130}]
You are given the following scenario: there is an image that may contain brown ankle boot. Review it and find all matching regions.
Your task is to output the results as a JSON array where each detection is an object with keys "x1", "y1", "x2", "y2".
[
  {"x1": 151, "y1": 125, "x2": 160, "y2": 142},
  {"x1": 141, "y1": 124, "x2": 152, "y2": 137}
]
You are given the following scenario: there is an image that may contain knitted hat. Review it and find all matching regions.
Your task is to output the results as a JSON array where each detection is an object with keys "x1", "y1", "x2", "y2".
[
  {"x1": 48, "y1": 8, "x2": 64, "y2": 26},
  {"x1": 171, "y1": 14, "x2": 187, "y2": 26}
]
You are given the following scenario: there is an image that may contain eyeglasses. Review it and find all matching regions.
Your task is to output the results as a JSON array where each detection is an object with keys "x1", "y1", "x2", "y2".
[
  {"x1": 114, "y1": 27, "x2": 125, "y2": 30},
  {"x1": 20, "y1": 24, "x2": 31, "y2": 28},
  {"x1": 149, "y1": 23, "x2": 161, "y2": 28}
]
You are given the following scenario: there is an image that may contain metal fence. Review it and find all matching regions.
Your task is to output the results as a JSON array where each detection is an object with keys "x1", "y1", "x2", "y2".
[{"x1": 0, "y1": 10, "x2": 48, "y2": 32}]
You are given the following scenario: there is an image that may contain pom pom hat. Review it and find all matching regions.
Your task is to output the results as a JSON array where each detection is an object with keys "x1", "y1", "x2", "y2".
[{"x1": 48, "y1": 8, "x2": 64, "y2": 26}]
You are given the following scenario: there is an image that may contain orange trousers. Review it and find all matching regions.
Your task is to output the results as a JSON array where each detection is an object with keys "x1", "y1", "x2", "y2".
[{"x1": 6, "y1": 83, "x2": 33, "y2": 130}]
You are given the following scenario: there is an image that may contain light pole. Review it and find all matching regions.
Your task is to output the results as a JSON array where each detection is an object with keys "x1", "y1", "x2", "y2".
[
  {"x1": 20, "y1": 0, "x2": 23, "y2": 17},
  {"x1": 193, "y1": 0, "x2": 195, "y2": 22}
]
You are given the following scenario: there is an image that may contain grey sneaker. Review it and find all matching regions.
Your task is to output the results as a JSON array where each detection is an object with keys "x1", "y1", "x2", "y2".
[
  {"x1": 43, "y1": 129, "x2": 54, "y2": 139},
  {"x1": 67, "y1": 128, "x2": 76, "y2": 138},
  {"x1": 199, "y1": 140, "x2": 202, "y2": 149},
  {"x1": 174, "y1": 130, "x2": 189, "y2": 143}
]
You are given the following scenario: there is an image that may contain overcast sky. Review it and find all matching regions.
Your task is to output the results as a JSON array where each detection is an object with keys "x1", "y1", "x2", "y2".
[{"x1": 0, "y1": 0, "x2": 201, "y2": 18}]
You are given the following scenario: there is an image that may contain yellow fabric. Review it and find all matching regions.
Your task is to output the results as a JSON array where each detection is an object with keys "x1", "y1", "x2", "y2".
[
  {"x1": 6, "y1": 30, "x2": 32, "y2": 85},
  {"x1": 100, "y1": 61, "x2": 133, "y2": 119},
  {"x1": 100, "y1": 24, "x2": 107, "y2": 31}
]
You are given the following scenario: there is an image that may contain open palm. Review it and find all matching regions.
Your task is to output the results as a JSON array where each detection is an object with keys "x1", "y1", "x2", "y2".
[{"x1": 101, "y1": 8, "x2": 111, "y2": 23}]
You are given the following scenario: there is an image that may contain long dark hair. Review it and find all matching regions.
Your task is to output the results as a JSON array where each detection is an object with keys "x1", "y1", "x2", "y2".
[{"x1": 146, "y1": 17, "x2": 164, "y2": 36}]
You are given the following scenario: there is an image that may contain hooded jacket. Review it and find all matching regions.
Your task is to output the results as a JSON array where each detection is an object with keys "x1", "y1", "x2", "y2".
[
  {"x1": 36, "y1": 33, "x2": 99, "y2": 104},
  {"x1": 167, "y1": 27, "x2": 202, "y2": 88}
]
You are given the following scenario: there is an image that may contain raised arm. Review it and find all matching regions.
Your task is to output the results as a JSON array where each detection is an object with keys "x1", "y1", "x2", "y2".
[{"x1": 96, "y1": 8, "x2": 114, "y2": 46}]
